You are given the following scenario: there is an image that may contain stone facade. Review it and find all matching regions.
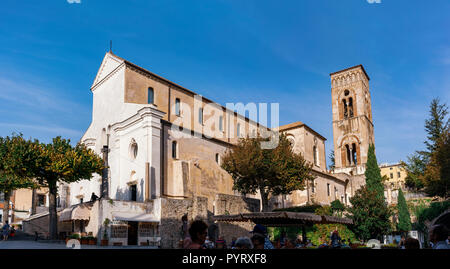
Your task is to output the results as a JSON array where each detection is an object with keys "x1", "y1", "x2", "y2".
[
  {"x1": 20, "y1": 54, "x2": 376, "y2": 247},
  {"x1": 331, "y1": 65, "x2": 374, "y2": 176},
  {"x1": 380, "y1": 163, "x2": 408, "y2": 205}
]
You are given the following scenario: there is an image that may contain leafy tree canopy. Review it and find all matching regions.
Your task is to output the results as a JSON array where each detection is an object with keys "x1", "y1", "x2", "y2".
[
  {"x1": 221, "y1": 133, "x2": 314, "y2": 212},
  {"x1": 347, "y1": 186, "x2": 391, "y2": 241},
  {"x1": 423, "y1": 129, "x2": 450, "y2": 198}
]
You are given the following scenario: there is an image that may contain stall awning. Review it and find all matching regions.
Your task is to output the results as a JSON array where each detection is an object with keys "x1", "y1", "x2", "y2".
[
  {"x1": 59, "y1": 204, "x2": 92, "y2": 222},
  {"x1": 112, "y1": 212, "x2": 159, "y2": 222}
]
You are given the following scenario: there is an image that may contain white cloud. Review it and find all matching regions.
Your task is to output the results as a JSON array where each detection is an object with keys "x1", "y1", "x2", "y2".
[
  {"x1": 67, "y1": 0, "x2": 81, "y2": 4},
  {"x1": 0, "y1": 123, "x2": 83, "y2": 139}
]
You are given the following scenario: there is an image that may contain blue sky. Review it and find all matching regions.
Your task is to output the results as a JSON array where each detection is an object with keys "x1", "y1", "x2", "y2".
[{"x1": 0, "y1": 0, "x2": 449, "y2": 165}]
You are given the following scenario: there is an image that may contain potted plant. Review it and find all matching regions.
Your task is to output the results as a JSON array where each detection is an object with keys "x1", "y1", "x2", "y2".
[
  {"x1": 88, "y1": 236, "x2": 96, "y2": 245},
  {"x1": 81, "y1": 236, "x2": 89, "y2": 245},
  {"x1": 66, "y1": 233, "x2": 80, "y2": 244},
  {"x1": 101, "y1": 218, "x2": 110, "y2": 246}
]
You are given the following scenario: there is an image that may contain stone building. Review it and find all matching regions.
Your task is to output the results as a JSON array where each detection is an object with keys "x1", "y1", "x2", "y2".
[
  {"x1": 380, "y1": 163, "x2": 408, "y2": 205},
  {"x1": 271, "y1": 65, "x2": 374, "y2": 209},
  {"x1": 10, "y1": 188, "x2": 50, "y2": 225},
  {"x1": 330, "y1": 65, "x2": 374, "y2": 177},
  {"x1": 22, "y1": 53, "x2": 375, "y2": 247}
]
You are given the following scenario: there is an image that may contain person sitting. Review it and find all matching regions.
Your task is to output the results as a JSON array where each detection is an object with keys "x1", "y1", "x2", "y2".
[
  {"x1": 90, "y1": 192, "x2": 99, "y2": 202},
  {"x1": 318, "y1": 237, "x2": 329, "y2": 249},
  {"x1": 9, "y1": 226, "x2": 15, "y2": 238},
  {"x1": 429, "y1": 224, "x2": 450, "y2": 249},
  {"x1": 250, "y1": 224, "x2": 274, "y2": 249},
  {"x1": 295, "y1": 238, "x2": 304, "y2": 248},
  {"x1": 185, "y1": 220, "x2": 208, "y2": 249},
  {"x1": 203, "y1": 236, "x2": 214, "y2": 249},
  {"x1": 215, "y1": 237, "x2": 226, "y2": 249},
  {"x1": 251, "y1": 233, "x2": 265, "y2": 249},
  {"x1": 282, "y1": 239, "x2": 296, "y2": 249},
  {"x1": 340, "y1": 239, "x2": 350, "y2": 249},
  {"x1": 235, "y1": 237, "x2": 253, "y2": 249},
  {"x1": 404, "y1": 237, "x2": 420, "y2": 249},
  {"x1": 230, "y1": 237, "x2": 237, "y2": 249}
]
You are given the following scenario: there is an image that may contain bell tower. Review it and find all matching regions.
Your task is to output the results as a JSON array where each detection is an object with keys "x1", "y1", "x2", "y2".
[{"x1": 330, "y1": 65, "x2": 374, "y2": 175}]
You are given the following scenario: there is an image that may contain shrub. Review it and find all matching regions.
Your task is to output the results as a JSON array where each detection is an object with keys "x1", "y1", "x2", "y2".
[
  {"x1": 69, "y1": 234, "x2": 80, "y2": 239},
  {"x1": 306, "y1": 224, "x2": 356, "y2": 246}
]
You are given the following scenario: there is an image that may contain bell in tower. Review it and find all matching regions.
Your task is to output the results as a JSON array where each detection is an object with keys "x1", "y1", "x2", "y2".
[{"x1": 330, "y1": 65, "x2": 375, "y2": 176}]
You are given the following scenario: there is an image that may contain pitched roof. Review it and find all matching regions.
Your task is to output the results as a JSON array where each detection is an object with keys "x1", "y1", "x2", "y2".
[
  {"x1": 329, "y1": 64, "x2": 370, "y2": 81},
  {"x1": 278, "y1": 121, "x2": 327, "y2": 141}
]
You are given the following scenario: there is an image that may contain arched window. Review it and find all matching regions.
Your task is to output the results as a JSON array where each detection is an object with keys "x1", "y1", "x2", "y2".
[
  {"x1": 175, "y1": 98, "x2": 181, "y2": 116},
  {"x1": 349, "y1": 97, "x2": 354, "y2": 117},
  {"x1": 237, "y1": 123, "x2": 241, "y2": 137},
  {"x1": 148, "y1": 87, "x2": 154, "y2": 104},
  {"x1": 215, "y1": 153, "x2": 220, "y2": 165},
  {"x1": 345, "y1": 144, "x2": 351, "y2": 165},
  {"x1": 341, "y1": 90, "x2": 355, "y2": 119},
  {"x1": 351, "y1": 143, "x2": 357, "y2": 165},
  {"x1": 342, "y1": 99, "x2": 348, "y2": 118},
  {"x1": 172, "y1": 141, "x2": 177, "y2": 159}
]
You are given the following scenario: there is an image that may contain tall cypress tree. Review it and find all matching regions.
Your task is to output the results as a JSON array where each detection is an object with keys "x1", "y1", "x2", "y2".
[
  {"x1": 365, "y1": 144, "x2": 384, "y2": 200},
  {"x1": 396, "y1": 188, "x2": 412, "y2": 233},
  {"x1": 348, "y1": 143, "x2": 392, "y2": 241}
]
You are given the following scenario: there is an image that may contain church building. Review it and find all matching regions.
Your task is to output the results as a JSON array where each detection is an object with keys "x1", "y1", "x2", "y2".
[{"x1": 23, "y1": 52, "x2": 375, "y2": 247}]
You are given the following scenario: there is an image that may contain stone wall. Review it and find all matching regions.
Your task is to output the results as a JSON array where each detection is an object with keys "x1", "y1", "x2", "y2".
[
  {"x1": 22, "y1": 212, "x2": 70, "y2": 239},
  {"x1": 159, "y1": 196, "x2": 208, "y2": 249},
  {"x1": 214, "y1": 193, "x2": 260, "y2": 245}
]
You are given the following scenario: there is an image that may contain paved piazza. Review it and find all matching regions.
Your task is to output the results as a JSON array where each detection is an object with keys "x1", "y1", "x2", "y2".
[{"x1": 0, "y1": 240, "x2": 158, "y2": 249}]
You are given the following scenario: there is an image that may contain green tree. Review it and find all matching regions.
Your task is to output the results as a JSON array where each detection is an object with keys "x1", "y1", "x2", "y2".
[
  {"x1": 364, "y1": 144, "x2": 384, "y2": 200},
  {"x1": 221, "y1": 133, "x2": 314, "y2": 212},
  {"x1": 0, "y1": 135, "x2": 38, "y2": 224},
  {"x1": 9, "y1": 136, "x2": 104, "y2": 239},
  {"x1": 396, "y1": 188, "x2": 412, "y2": 234},
  {"x1": 330, "y1": 199, "x2": 345, "y2": 218},
  {"x1": 404, "y1": 98, "x2": 449, "y2": 192},
  {"x1": 314, "y1": 205, "x2": 332, "y2": 216},
  {"x1": 306, "y1": 224, "x2": 356, "y2": 246},
  {"x1": 328, "y1": 150, "x2": 335, "y2": 172},
  {"x1": 421, "y1": 98, "x2": 449, "y2": 160},
  {"x1": 423, "y1": 128, "x2": 450, "y2": 198},
  {"x1": 401, "y1": 154, "x2": 426, "y2": 191},
  {"x1": 347, "y1": 186, "x2": 391, "y2": 241}
]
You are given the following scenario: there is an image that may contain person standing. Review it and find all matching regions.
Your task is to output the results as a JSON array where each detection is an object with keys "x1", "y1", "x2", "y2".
[
  {"x1": 330, "y1": 230, "x2": 341, "y2": 248},
  {"x1": 2, "y1": 221, "x2": 10, "y2": 241},
  {"x1": 398, "y1": 236, "x2": 406, "y2": 249}
]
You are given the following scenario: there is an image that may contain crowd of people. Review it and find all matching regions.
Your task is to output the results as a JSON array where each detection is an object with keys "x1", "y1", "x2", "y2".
[
  {"x1": 180, "y1": 220, "x2": 348, "y2": 250},
  {"x1": 180, "y1": 220, "x2": 276, "y2": 249},
  {"x1": 180, "y1": 219, "x2": 450, "y2": 250}
]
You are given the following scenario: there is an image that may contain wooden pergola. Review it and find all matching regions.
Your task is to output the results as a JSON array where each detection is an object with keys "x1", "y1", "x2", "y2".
[
  {"x1": 213, "y1": 211, "x2": 353, "y2": 243},
  {"x1": 213, "y1": 211, "x2": 353, "y2": 226}
]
